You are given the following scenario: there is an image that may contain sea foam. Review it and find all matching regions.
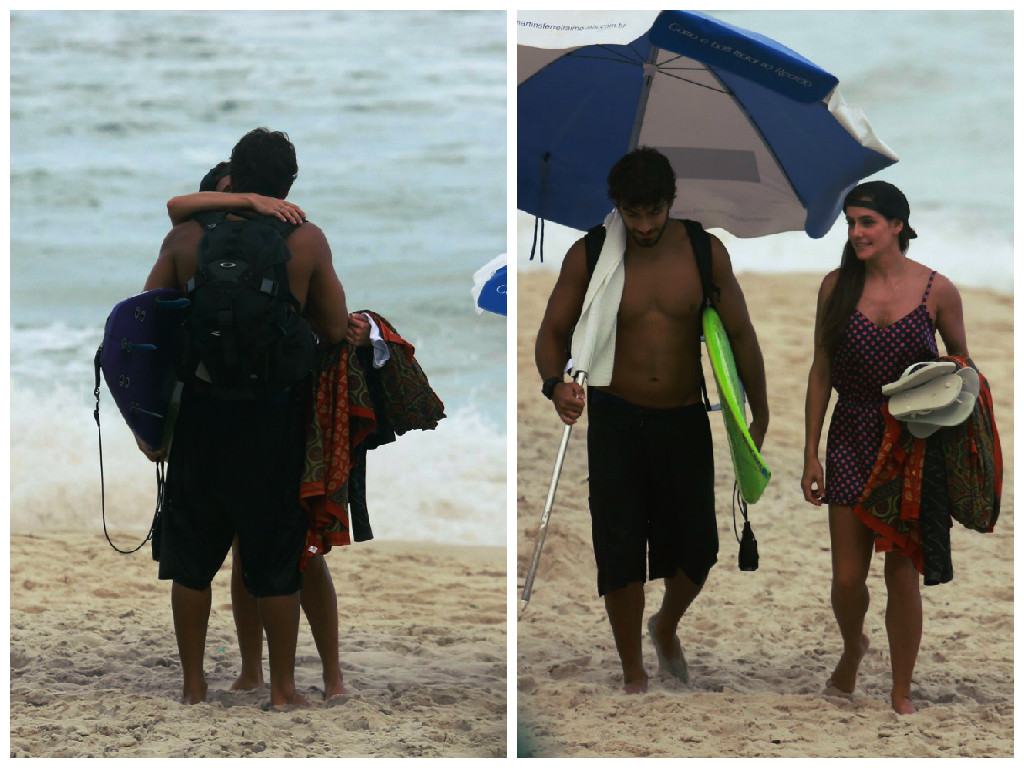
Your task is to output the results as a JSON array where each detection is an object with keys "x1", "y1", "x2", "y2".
[{"x1": 11, "y1": 383, "x2": 505, "y2": 548}]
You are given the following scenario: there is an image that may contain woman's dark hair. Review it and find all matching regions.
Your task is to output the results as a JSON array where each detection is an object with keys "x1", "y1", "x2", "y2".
[
  {"x1": 819, "y1": 242, "x2": 866, "y2": 361},
  {"x1": 819, "y1": 183, "x2": 914, "y2": 360},
  {"x1": 229, "y1": 128, "x2": 298, "y2": 198},
  {"x1": 606, "y1": 147, "x2": 676, "y2": 209},
  {"x1": 198, "y1": 161, "x2": 231, "y2": 192}
]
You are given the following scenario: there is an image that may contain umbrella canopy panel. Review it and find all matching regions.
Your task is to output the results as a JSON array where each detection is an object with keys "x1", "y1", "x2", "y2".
[
  {"x1": 639, "y1": 46, "x2": 810, "y2": 237},
  {"x1": 471, "y1": 254, "x2": 507, "y2": 316},
  {"x1": 518, "y1": 40, "x2": 651, "y2": 233},
  {"x1": 518, "y1": 10, "x2": 898, "y2": 239}
]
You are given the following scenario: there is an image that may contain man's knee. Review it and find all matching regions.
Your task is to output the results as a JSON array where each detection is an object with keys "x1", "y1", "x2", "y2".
[
  {"x1": 171, "y1": 576, "x2": 214, "y2": 594},
  {"x1": 665, "y1": 566, "x2": 703, "y2": 593}
]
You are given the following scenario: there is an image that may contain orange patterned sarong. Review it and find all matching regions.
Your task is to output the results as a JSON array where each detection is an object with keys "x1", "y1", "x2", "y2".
[
  {"x1": 853, "y1": 356, "x2": 1001, "y2": 576},
  {"x1": 297, "y1": 312, "x2": 445, "y2": 568}
]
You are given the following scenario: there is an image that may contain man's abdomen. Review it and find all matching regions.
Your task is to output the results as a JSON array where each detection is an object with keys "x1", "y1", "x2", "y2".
[{"x1": 603, "y1": 320, "x2": 704, "y2": 408}]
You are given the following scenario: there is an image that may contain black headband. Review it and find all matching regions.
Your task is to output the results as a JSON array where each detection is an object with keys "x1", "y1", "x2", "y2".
[
  {"x1": 846, "y1": 197, "x2": 881, "y2": 211},
  {"x1": 845, "y1": 197, "x2": 917, "y2": 239}
]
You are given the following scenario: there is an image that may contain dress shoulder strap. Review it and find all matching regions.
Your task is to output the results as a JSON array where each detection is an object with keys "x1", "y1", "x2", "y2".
[{"x1": 921, "y1": 270, "x2": 937, "y2": 304}]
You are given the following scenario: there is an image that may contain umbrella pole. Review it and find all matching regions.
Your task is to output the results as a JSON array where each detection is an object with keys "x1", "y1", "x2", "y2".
[
  {"x1": 627, "y1": 44, "x2": 661, "y2": 151},
  {"x1": 519, "y1": 370, "x2": 588, "y2": 613}
]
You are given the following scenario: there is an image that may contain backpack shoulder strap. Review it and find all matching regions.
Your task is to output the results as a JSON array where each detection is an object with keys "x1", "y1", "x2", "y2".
[
  {"x1": 193, "y1": 209, "x2": 299, "y2": 237},
  {"x1": 228, "y1": 209, "x2": 301, "y2": 238},
  {"x1": 192, "y1": 210, "x2": 228, "y2": 230},
  {"x1": 680, "y1": 219, "x2": 718, "y2": 412},
  {"x1": 583, "y1": 224, "x2": 606, "y2": 279},
  {"x1": 682, "y1": 218, "x2": 720, "y2": 308}
]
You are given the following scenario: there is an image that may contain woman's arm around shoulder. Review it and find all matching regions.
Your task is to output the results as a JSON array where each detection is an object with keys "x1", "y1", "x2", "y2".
[{"x1": 166, "y1": 191, "x2": 305, "y2": 226}]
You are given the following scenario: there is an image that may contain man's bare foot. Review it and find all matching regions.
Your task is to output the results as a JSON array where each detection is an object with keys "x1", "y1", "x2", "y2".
[
  {"x1": 891, "y1": 693, "x2": 916, "y2": 715},
  {"x1": 826, "y1": 633, "x2": 870, "y2": 694},
  {"x1": 182, "y1": 679, "x2": 208, "y2": 705},
  {"x1": 323, "y1": 671, "x2": 346, "y2": 700},
  {"x1": 648, "y1": 613, "x2": 689, "y2": 683},
  {"x1": 230, "y1": 670, "x2": 265, "y2": 692},
  {"x1": 622, "y1": 670, "x2": 649, "y2": 695}
]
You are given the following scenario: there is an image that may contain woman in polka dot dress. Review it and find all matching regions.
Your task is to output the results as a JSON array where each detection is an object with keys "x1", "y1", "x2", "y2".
[{"x1": 801, "y1": 181, "x2": 968, "y2": 715}]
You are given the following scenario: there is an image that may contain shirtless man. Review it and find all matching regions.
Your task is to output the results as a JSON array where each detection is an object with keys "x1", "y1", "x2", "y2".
[
  {"x1": 162, "y1": 160, "x2": 359, "y2": 701},
  {"x1": 142, "y1": 128, "x2": 349, "y2": 708},
  {"x1": 534, "y1": 147, "x2": 769, "y2": 693}
]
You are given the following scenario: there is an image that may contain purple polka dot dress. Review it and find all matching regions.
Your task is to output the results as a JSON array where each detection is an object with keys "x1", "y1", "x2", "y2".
[{"x1": 823, "y1": 271, "x2": 939, "y2": 507}]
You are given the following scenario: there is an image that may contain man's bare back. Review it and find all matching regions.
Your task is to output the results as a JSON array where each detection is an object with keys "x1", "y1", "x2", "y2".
[{"x1": 599, "y1": 219, "x2": 706, "y2": 408}]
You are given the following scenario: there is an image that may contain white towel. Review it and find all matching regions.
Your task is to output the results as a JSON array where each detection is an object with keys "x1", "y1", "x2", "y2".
[
  {"x1": 361, "y1": 312, "x2": 391, "y2": 369},
  {"x1": 570, "y1": 209, "x2": 626, "y2": 385}
]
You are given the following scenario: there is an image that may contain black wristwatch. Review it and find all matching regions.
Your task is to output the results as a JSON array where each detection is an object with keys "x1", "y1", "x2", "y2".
[{"x1": 542, "y1": 376, "x2": 562, "y2": 400}]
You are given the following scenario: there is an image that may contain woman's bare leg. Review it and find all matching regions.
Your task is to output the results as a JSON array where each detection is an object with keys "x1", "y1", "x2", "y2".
[
  {"x1": 299, "y1": 554, "x2": 345, "y2": 698},
  {"x1": 826, "y1": 505, "x2": 875, "y2": 693},
  {"x1": 230, "y1": 538, "x2": 265, "y2": 690},
  {"x1": 884, "y1": 550, "x2": 921, "y2": 714}
]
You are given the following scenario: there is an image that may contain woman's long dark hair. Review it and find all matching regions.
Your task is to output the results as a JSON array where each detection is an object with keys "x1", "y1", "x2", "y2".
[
  {"x1": 820, "y1": 186, "x2": 914, "y2": 360},
  {"x1": 820, "y1": 243, "x2": 866, "y2": 361}
]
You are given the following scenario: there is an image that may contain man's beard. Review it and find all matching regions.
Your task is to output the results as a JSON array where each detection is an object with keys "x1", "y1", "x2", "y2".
[{"x1": 628, "y1": 220, "x2": 668, "y2": 248}]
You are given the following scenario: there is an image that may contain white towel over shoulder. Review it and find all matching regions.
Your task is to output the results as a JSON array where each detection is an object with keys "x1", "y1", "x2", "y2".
[{"x1": 571, "y1": 209, "x2": 626, "y2": 386}]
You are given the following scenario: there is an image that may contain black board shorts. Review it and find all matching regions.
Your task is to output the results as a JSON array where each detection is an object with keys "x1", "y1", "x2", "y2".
[
  {"x1": 586, "y1": 389, "x2": 718, "y2": 597},
  {"x1": 155, "y1": 387, "x2": 308, "y2": 598}
]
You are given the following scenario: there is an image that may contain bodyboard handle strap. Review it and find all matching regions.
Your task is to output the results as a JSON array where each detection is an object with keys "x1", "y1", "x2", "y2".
[{"x1": 94, "y1": 343, "x2": 163, "y2": 555}]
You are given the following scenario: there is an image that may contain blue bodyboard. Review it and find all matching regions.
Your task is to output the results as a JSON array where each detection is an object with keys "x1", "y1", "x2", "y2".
[{"x1": 99, "y1": 288, "x2": 189, "y2": 452}]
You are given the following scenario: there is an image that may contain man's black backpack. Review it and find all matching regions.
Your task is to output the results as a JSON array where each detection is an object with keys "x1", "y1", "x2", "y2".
[
  {"x1": 576, "y1": 218, "x2": 721, "y2": 409},
  {"x1": 175, "y1": 211, "x2": 314, "y2": 400}
]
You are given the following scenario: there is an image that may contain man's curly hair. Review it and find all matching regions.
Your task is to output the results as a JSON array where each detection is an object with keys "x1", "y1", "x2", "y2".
[
  {"x1": 606, "y1": 147, "x2": 676, "y2": 209},
  {"x1": 229, "y1": 128, "x2": 298, "y2": 198}
]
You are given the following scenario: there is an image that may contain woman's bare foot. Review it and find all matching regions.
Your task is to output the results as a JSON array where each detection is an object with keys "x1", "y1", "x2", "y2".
[
  {"x1": 323, "y1": 670, "x2": 346, "y2": 700},
  {"x1": 827, "y1": 633, "x2": 870, "y2": 694}
]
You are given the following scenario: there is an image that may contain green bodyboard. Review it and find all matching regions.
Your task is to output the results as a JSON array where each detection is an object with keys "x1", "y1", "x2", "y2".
[{"x1": 702, "y1": 307, "x2": 771, "y2": 503}]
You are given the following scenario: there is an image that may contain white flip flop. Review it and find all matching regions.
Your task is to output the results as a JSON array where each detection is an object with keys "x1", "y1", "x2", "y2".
[
  {"x1": 882, "y1": 360, "x2": 958, "y2": 397},
  {"x1": 905, "y1": 366, "x2": 979, "y2": 438},
  {"x1": 888, "y1": 373, "x2": 962, "y2": 420}
]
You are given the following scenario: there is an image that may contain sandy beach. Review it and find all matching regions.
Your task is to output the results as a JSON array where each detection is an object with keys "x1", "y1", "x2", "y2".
[
  {"x1": 10, "y1": 534, "x2": 506, "y2": 758},
  {"x1": 516, "y1": 269, "x2": 1013, "y2": 758}
]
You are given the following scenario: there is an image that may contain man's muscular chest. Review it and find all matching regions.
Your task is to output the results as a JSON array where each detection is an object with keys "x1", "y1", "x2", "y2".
[{"x1": 617, "y1": 252, "x2": 703, "y2": 326}]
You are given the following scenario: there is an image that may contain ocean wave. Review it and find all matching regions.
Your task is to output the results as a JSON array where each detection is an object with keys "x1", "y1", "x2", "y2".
[{"x1": 11, "y1": 384, "x2": 506, "y2": 548}]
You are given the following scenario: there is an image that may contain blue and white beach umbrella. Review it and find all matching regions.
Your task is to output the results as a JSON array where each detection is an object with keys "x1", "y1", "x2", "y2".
[
  {"x1": 472, "y1": 254, "x2": 507, "y2": 316},
  {"x1": 518, "y1": 10, "x2": 898, "y2": 239}
]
